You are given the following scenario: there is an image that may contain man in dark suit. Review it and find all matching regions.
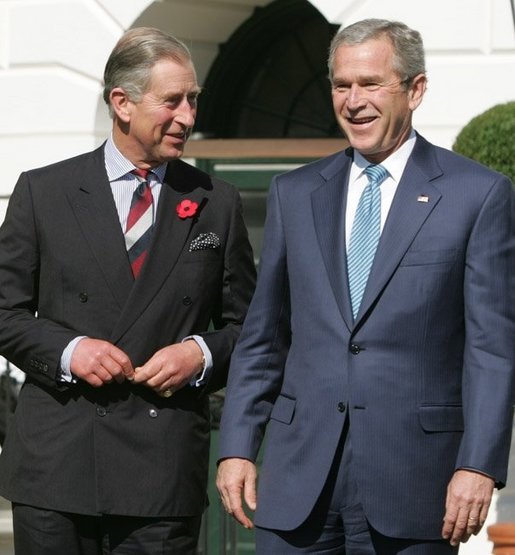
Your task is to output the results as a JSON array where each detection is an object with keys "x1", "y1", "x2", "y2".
[
  {"x1": 217, "y1": 19, "x2": 514, "y2": 554},
  {"x1": 0, "y1": 27, "x2": 255, "y2": 554}
]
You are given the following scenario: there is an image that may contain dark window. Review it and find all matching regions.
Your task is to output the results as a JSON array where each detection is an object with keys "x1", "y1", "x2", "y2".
[{"x1": 196, "y1": 0, "x2": 341, "y2": 138}]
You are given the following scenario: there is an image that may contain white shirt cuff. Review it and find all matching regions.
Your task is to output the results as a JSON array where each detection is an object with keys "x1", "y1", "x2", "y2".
[
  {"x1": 182, "y1": 335, "x2": 213, "y2": 387},
  {"x1": 59, "y1": 336, "x2": 86, "y2": 383}
]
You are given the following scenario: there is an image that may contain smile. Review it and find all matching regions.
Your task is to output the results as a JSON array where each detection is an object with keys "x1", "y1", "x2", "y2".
[{"x1": 347, "y1": 116, "x2": 376, "y2": 125}]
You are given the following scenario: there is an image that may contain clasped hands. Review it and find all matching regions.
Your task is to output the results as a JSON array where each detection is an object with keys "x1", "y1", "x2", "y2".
[{"x1": 70, "y1": 337, "x2": 204, "y2": 396}]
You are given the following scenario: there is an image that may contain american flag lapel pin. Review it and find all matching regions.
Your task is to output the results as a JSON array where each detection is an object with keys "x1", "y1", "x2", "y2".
[{"x1": 417, "y1": 194, "x2": 429, "y2": 203}]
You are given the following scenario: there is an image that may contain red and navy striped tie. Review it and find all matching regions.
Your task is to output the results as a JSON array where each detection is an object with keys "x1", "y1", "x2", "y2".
[{"x1": 125, "y1": 169, "x2": 154, "y2": 277}]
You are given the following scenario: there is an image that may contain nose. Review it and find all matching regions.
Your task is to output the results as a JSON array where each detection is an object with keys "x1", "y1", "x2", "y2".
[
  {"x1": 176, "y1": 98, "x2": 196, "y2": 128},
  {"x1": 346, "y1": 83, "x2": 366, "y2": 110}
]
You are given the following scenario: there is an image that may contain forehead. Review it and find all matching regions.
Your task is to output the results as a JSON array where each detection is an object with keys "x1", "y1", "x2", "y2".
[
  {"x1": 147, "y1": 58, "x2": 199, "y2": 94},
  {"x1": 332, "y1": 38, "x2": 397, "y2": 79}
]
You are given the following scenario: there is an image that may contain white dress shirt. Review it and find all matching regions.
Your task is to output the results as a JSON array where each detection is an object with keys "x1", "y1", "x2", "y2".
[{"x1": 345, "y1": 130, "x2": 417, "y2": 251}]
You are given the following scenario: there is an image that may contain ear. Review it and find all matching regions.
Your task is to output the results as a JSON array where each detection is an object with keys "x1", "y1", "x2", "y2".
[
  {"x1": 407, "y1": 73, "x2": 427, "y2": 111},
  {"x1": 109, "y1": 87, "x2": 132, "y2": 123}
]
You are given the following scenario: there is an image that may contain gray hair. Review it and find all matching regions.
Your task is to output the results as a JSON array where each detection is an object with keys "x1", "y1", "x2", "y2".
[
  {"x1": 103, "y1": 27, "x2": 192, "y2": 118},
  {"x1": 328, "y1": 19, "x2": 426, "y2": 84}
]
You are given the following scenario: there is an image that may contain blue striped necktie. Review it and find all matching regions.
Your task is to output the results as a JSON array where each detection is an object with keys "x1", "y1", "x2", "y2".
[{"x1": 347, "y1": 164, "x2": 388, "y2": 320}]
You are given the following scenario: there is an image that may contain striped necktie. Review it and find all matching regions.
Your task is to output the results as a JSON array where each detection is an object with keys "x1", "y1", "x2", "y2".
[
  {"x1": 347, "y1": 164, "x2": 388, "y2": 320},
  {"x1": 125, "y1": 168, "x2": 154, "y2": 278}
]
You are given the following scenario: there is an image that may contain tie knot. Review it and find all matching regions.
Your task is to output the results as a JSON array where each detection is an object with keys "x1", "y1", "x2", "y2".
[
  {"x1": 132, "y1": 168, "x2": 150, "y2": 181},
  {"x1": 364, "y1": 164, "x2": 388, "y2": 186}
]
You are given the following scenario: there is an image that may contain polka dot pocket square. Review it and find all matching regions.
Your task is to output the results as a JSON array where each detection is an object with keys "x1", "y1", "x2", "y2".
[{"x1": 189, "y1": 232, "x2": 221, "y2": 252}]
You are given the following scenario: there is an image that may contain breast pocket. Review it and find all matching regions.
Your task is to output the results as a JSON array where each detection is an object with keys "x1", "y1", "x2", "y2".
[{"x1": 400, "y1": 249, "x2": 458, "y2": 267}]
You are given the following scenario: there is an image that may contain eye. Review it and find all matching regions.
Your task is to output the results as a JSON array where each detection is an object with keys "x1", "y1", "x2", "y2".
[
  {"x1": 364, "y1": 82, "x2": 381, "y2": 92},
  {"x1": 332, "y1": 82, "x2": 350, "y2": 92},
  {"x1": 164, "y1": 97, "x2": 181, "y2": 108},
  {"x1": 187, "y1": 94, "x2": 198, "y2": 106}
]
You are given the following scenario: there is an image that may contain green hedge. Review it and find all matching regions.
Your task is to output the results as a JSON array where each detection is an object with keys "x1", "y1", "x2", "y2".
[{"x1": 453, "y1": 101, "x2": 515, "y2": 183}]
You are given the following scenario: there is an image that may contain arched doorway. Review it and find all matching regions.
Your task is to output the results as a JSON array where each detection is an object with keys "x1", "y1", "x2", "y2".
[{"x1": 196, "y1": 0, "x2": 340, "y2": 139}]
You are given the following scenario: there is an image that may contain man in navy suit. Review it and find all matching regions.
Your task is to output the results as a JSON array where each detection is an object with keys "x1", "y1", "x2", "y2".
[
  {"x1": 0, "y1": 27, "x2": 255, "y2": 554},
  {"x1": 217, "y1": 18, "x2": 514, "y2": 554}
]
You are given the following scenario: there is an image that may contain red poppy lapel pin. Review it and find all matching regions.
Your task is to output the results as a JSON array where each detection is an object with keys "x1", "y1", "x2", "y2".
[{"x1": 176, "y1": 199, "x2": 199, "y2": 219}]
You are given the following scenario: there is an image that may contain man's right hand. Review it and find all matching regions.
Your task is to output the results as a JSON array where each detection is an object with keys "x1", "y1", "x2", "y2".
[
  {"x1": 70, "y1": 338, "x2": 135, "y2": 386},
  {"x1": 216, "y1": 457, "x2": 257, "y2": 529}
]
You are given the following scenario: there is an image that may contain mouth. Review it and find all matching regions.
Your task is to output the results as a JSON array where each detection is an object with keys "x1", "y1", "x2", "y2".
[
  {"x1": 166, "y1": 132, "x2": 188, "y2": 145},
  {"x1": 346, "y1": 116, "x2": 377, "y2": 126}
]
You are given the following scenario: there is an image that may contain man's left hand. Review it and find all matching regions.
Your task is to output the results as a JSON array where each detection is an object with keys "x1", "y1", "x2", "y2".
[
  {"x1": 132, "y1": 340, "x2": 204, "y2": 396},
  {"x1": 442, "y1": 469, "x2": 494, "y2": 546}
]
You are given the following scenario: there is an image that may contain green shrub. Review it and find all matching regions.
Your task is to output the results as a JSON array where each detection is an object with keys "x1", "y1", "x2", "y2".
[{"x1": 453, "y1": 101, "x2": 515, "y2": 183}]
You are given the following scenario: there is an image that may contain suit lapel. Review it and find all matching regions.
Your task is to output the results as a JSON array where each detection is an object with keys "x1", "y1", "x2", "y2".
[
  {"x1": 355, "y1": 136, "x2": 443, "y2": 324},
  {"x1": 110, "y1": 159, "x2": 209, "y2": 343},
  {"x1": 311, "y1": 150, "x2": 354, "y2": 331},
  {"x1": 66, "y1": 148, "x2": 134, "y2": 309}
]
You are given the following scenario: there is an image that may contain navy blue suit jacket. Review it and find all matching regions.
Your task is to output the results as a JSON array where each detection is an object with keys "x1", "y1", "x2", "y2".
[{"x1": 219, "y1": 134, "x2": 514, "y2": 539}]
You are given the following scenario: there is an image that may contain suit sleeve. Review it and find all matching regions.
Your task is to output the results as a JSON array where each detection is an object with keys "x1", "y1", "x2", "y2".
[
  {"x1": 456, "y1": 174, "x2": 515, "y2": 486},
  {"x1": 218, "y1": 177, "x2": 292, "y2": 461},
  {"x1": 198, "y1": 186, "x2": 257, "y2": 394},
  {"x1": 0, "y1": 173, "x2": 79, "y2": 389}
]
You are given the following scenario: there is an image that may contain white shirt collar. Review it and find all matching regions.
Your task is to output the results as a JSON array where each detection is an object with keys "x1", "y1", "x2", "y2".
[
  {"x1": 104, "y1": 135, "x2": 167, "y2": 183},
  {"x1": 350, "y1": 129, "x2": 417, "y2": 183}
]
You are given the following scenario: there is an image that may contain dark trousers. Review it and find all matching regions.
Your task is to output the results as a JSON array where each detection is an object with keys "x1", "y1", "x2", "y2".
[
  {"x1": 255, "y1": 424, "x2": 459, "y2": 555},
  {"x1": 12, "y1": 503, "x2": 202, "y2": 555}
]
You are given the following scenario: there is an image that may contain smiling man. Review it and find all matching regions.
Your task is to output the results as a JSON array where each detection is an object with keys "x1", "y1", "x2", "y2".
[
  {"x1": 0, "y1": 27, "x2": 255, "y2": 554},
  {"x1": 217, "y1": 18, "x2": 514, "y2": 554}
]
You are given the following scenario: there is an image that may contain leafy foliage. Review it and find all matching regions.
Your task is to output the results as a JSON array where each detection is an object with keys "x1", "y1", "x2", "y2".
[{"x1": 453, "y1": 101, "x2": 515, "y2": 183}]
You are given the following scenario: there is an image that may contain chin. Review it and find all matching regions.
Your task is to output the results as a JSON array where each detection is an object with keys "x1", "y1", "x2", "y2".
[
  {"x1": 347, "y1": 139, "x2": 376, "y2": 153},
  {"x1": 162, "y1": 146, "x2": 184, "y2": 160}
]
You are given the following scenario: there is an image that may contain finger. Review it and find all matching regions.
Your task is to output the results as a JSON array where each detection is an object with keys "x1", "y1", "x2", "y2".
[
  {"x1": 477, "y1": 503, "x2": 489, "y2": 531},
  {"x1": 450, "y1": 507, "x2": 470, "y2": 546},
  {"x1": 98, "y1": 349, "x2": 133, "y2": 383},
  {"x1": 470, "y1": 503, "x2": 489, "y2": 536},
  {"x1": 243, "y1": 475, "x2": 257, "y2": 512},
  {"x1": 131, "y1": 363, "x2": 158, "y2": 383},
  {"x1": 442, "y1": 507, "x2": 457, "y2": 540},
  {"x1": 108, "y1": 347, "x2": 135, "y2": 379},
  {"x1": 228, "y1": 479, "x2": 254, "y2": 529},
  {"x1": 216, "y1": 483, "x2": 234, "y2": 516},
  {"x1": 227, "y1": 493, "x2": 253, "y2": 529},
  {"x1": 231, "y1": 505, "x2": 254, "y2": 529},
  {"x1": 98, "y1": 357, "x2": 126, "y2": 384},
  {"x1": 83, "y1": 374, "x2": 104, "y2": 388},
  {"x1": 459, "y1": 531, "x2": 472, "y2": 544},
  {"x1": 95, "y1": 365, "x2": 117, "y2": 384}
]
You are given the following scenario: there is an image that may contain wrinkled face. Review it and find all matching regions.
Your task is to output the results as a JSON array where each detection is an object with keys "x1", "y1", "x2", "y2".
[
  {"x1": 112, "y1": 58, "x2": 200, "y2": 166},
  {"x1": 331, "y1": 38, "x2": 426, "y2": 163}
]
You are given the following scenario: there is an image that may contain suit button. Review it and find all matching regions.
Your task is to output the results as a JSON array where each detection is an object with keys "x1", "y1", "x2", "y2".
[
  {"x1": 182, "y1": 296, "x2": 192, "y2": 306},
  {"x1": 79, "y1": 293, "x2": 88, "y2": 303},
  {"x1": 337, "y1": 402, "x2": 346, "y2": 413},
  {"x1": 96, "y1": 407, "x2": 107, "y2": 417},
  {"x1": 350, "y1": 344, "x2": 361, "y2": 355},
  {"x1": 148, "y1": 409, "x2": 158, "y2": 418}
]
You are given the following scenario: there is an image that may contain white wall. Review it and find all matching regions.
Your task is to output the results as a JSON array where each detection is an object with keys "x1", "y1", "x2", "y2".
[
  {"x1": 2, "y1": 0, "x2": 514, "y2": 195},
  {"x1": 0, "y1": 1, "x2": 514, "y2": 551}
]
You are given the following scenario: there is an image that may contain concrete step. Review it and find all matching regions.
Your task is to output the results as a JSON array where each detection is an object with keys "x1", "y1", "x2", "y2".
[
  {"x1": 0, "y1": 510, "x2": 12, "y2": 535},
  {"x1": 0, "y1": 510, "x2": 13, "y2": 555}
]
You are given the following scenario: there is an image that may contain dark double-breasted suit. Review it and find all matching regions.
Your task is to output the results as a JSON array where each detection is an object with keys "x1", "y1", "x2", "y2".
[
  {"x1": 0, "y1": 145, "x2": 256, "y2": 516},
  {"x1": 219, "y1": 134, "x2": 514, "y2": 539}
]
